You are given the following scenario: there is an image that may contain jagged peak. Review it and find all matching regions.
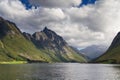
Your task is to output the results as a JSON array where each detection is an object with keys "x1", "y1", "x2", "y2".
[
  {"x1": 43, "y1": 27, "x2": 53, "y2": 33},
  {"x1": 43, "y1": 26, "x2": 48, "y2": 31},
  {"x1": 43, "y1": 27, "x2": 56, "y2": 34}
]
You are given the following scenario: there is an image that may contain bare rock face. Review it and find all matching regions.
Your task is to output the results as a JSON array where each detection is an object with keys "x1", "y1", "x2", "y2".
[
  {"x1": 24, "y1": 27, "x2": 68, "y2": 53},
  {"x1": 41, "y1": 27, "x2": 67, "y2": 50}
]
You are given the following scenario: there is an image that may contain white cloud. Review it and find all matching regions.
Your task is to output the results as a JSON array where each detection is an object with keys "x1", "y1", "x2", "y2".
[
  {"x1": 29, "y1": 0, "x2": 81, "y2": 8},
  {"x1": 0, "y1": 0, "x2": 30, "y2": 18},
  {"x1": 0, "y1": 0, "x2": 120, "y2": 48}
]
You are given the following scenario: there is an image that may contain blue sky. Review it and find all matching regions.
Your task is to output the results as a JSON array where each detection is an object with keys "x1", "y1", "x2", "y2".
[
  {"x1": 80, "y1": 0, "x2": 97, "y2": 6},
  {"x1": 20, "y1": 0, "x2": 97, "y2": 9},
  {"x1": 81, "y1": 0, "x2": 97, "y2": 5},
  {"x1": 20, "y1": 0, "x2": 32, "y2": 9}
]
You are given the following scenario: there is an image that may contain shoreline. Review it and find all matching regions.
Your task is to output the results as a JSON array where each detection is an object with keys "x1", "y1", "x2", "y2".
[
  {"x1": 0, "y1": 61, "x2": 27, "y2": 64},
  {"x1": 0, "y1": 61, "x2": 118, "y2": 64}
]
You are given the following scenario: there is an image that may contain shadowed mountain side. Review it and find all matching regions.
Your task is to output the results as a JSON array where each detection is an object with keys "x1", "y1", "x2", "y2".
[{"x1": 96, "y1": 32, "x2": 120, "y2": 63}]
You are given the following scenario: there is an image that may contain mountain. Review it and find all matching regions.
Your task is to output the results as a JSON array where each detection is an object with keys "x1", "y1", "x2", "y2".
[
  {"x1": 96, "y1": 32, "x2": 120, "y2": 63},
  {"x1": 0, "y1": 17, "x2": 86, "y2": 63},
  {"x1": 80, "y1": 45, "x2": 107, "y2": 61},
  {"x1": 23, "y1": 27, "x2": 87, "y2": 62},
  {"x1": 0, "y1": 17, "x2": 53, "y2": 62}
]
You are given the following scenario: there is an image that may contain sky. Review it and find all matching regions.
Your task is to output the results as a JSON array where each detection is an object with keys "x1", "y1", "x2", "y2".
[{"x1": 0, "y1": 0, "x2": 120, "y2": 48}]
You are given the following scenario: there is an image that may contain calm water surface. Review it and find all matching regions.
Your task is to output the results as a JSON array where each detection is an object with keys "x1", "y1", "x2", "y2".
[{"x1": 0, "y1": 63, "x2": 120, "y2": 80}]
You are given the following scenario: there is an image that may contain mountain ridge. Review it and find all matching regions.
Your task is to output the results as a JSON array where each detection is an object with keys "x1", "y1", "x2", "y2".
[{"x1": 0, "y1": 16, "x2": 87, "y2": 63}]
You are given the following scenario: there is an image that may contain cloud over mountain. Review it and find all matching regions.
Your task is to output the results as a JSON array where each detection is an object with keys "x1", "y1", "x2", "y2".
[{"x1": 0, "y1": 0, "x2": 120, "y2": 48}]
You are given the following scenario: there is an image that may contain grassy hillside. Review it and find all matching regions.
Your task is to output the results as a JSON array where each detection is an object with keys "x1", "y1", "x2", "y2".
[
  {"x1": 96, "y1": 46, "x2": 120, "y2": 63},
  {"x1": 95, "y1": 32, "x2": 120, "y2": 64}
]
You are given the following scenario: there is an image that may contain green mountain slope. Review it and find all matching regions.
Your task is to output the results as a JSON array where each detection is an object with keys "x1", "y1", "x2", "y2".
[
  {"x1": 0, "y1": 17, "x2": 87, "y2": 63},
  {"x1": 0, "y1": 17, "x2": 54, "y2": 62},
  {"x1": 96, "y1": 32, "x2": 120, "y2": 63}
]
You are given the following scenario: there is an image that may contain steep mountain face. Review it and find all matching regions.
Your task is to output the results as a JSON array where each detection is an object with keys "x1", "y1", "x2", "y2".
[
  {"x1": 23, "y1": 27, "x2": 87, "y2": 62},
  {"x1": 32, "y1": 27, "x2": 67, "y2": 50},
  {"x1": 80, "y1": 45, "x2": 107, "y2": 60},
  {"x1": 96, "y1": 32, "x2": 120, "y2": 63},
  {"x1": 0, "y1": 17, "x2": 86, "y2": 62}
]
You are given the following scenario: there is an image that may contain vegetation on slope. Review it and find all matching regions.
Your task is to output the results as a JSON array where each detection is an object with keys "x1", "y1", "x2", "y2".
[
  {"x1": 96, "y1": 46, "x2": 120, "y2": 64},
  {"x1": 96, "y1": 32, "x2": 120, "y2": 64}
]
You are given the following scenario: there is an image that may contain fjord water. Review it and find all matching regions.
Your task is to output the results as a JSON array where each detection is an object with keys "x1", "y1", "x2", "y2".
[{"x1": 0, "y1": 63, "x2": 120, "y2": 80}]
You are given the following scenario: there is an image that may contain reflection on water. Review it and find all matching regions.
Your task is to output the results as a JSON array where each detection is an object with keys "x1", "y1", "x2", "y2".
[{"x1": 0, "y1": 63, "x2": 120, "y2": 80}]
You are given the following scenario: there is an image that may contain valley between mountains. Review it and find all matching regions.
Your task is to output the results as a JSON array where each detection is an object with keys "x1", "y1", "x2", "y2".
[
  {"x1": 0, "y1": 16, "x2": 120, "y2": 64},
  {"x1": 0, "y1": 17, "x2": 86, "y2": 63}
]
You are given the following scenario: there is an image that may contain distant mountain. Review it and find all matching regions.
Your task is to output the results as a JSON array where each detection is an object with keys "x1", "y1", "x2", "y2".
[
  {"x1": 80, "y1": 45, "x2": 107, "y2": 60},
  {"x1": 96, "y1": 32, "x2": 120, "y2": 63},
  {"x1": 0, "y1": 17, "x2": 86, "y2": 63}
]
